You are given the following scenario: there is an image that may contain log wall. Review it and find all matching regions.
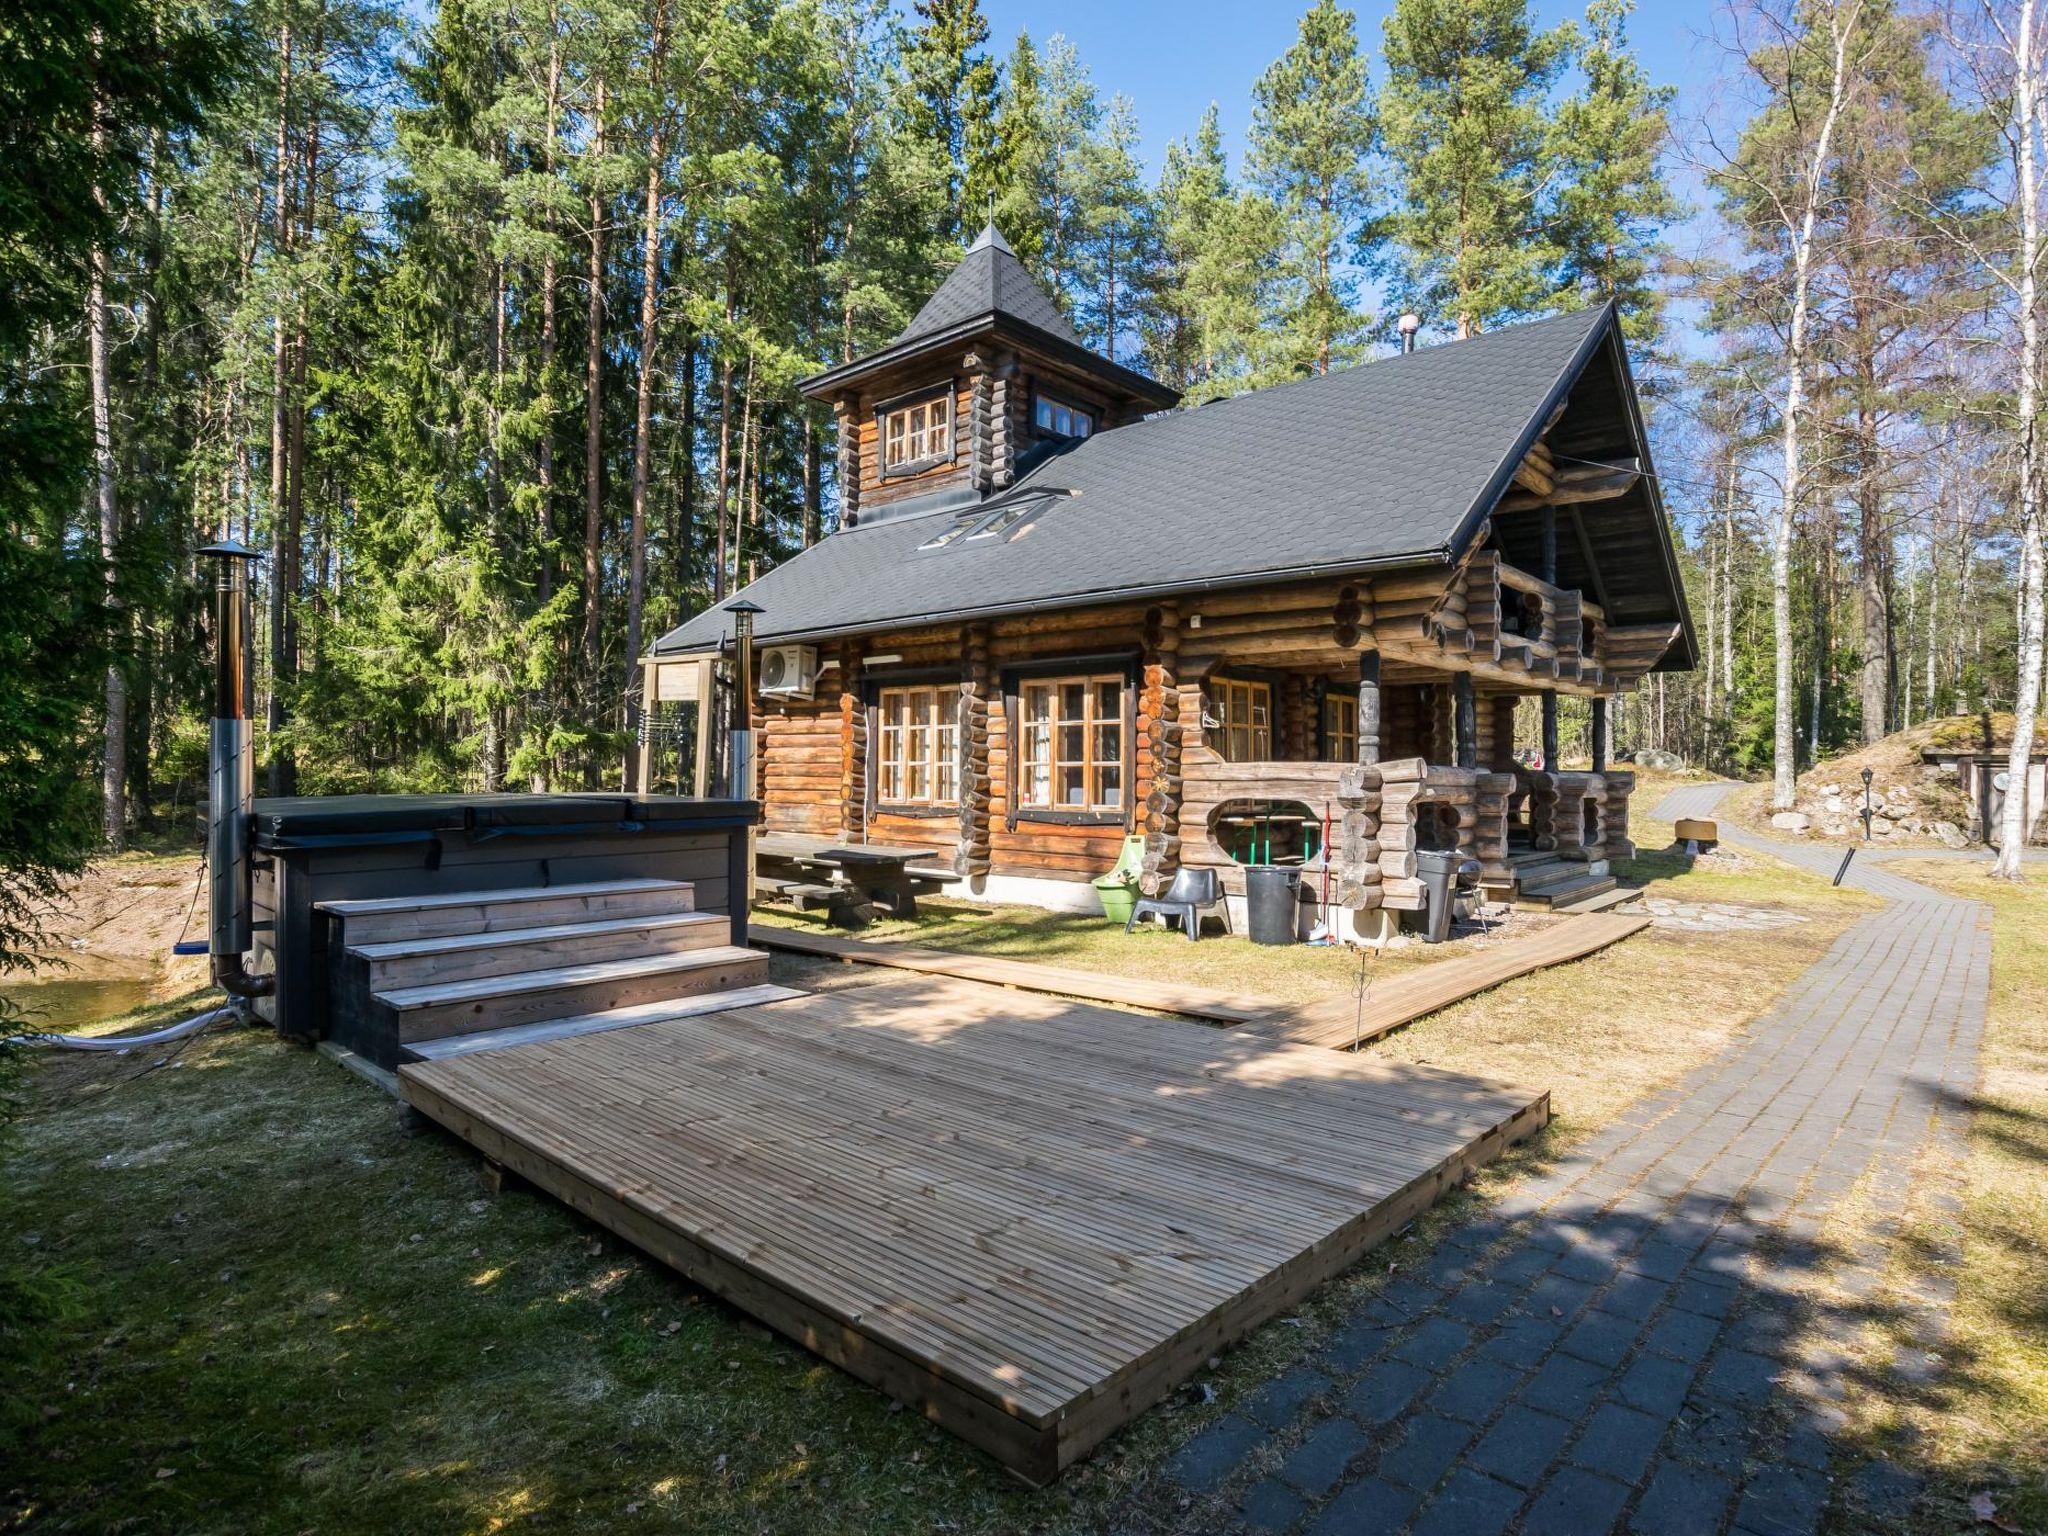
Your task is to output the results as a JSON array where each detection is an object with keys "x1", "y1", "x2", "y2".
[{"x1": 744, "y1": 568, "x2": 1649, "y2": 901}]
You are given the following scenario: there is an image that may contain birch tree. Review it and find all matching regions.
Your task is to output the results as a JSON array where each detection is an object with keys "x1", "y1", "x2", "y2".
[{"x1": 1713, "y1": 0, "x2": 1864, "y2": 809}]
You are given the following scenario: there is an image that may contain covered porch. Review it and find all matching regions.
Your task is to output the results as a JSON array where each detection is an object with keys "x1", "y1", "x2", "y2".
[{"x1": 1147, "y1": 545, "x2": 1672, "y2": 921}]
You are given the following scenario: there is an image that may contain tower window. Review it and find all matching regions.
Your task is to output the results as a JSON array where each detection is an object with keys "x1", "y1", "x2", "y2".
[
  {"x1": 1033, "y1": 394, "x2": 1093, "y2": 439},
  {"x1": 881, "y1": 393, "x2": 952, "y2": 473}
]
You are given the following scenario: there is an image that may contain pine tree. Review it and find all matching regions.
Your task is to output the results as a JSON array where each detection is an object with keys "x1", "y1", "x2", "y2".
[
  {"x1": 1548, "y1": 0, "x2": 1679, "y2": 344},
  {"x1": 1246, "y1": 0, "x2": 1374, "y2": 374},
  {"x1": 1075, "y1": 93, "x2": 1154, "y2": 364},
  {"x1": 1035, "y1": 35, "x2": 1102, "y2": 312},
  {"x1": 1377, "y1": 0, "x2": 1575, "y2": 337},
  {"x1": 1146, "y1": 104, "x2": 1283, "y2": 399}
]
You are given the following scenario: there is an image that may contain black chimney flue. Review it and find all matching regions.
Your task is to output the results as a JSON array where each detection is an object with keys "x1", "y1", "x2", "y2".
[{"x1": 197, "y1": 540, "x2": 273, "y2": 999}]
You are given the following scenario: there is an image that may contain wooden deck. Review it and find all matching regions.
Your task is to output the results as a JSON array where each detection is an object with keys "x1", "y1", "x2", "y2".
[
  {"x1": 1239, "y1": 911, "x2": 1651, "y2": 1051},
  {"x1": 398, "y1": 976, "x2": 1547, "y2": 1482},
  {"x1": 754, "y1": 922, "x2": 1277, "y2": 1023}
]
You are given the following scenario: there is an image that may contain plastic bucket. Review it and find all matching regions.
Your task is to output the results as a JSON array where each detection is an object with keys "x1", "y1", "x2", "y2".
[
  {"x1": 1094, "y1": 880, "x2": 1137, "y2": 925},
  {"x1": 1244, "y1": 865, "x2": 1300, "y2": 945}
]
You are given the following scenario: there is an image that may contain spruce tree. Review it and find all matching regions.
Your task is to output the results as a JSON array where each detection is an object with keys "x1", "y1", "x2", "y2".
[
  {"x1": 1377, "y1": 0, "x2": 1575, "y2": 337},
  {"x1": 902, "y1": 0, "x2": 1000, "y2": 240},
  {"x1": 990, "y1": 31, "x2": 1051, "y2": 273},
  {"x1": 1246, "y1": 0, "x2": 1374, "y2": 375}
]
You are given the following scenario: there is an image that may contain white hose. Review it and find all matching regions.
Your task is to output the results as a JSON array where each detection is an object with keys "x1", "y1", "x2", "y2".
[{"x1": 15, "y1": 1004, "x2": 241, "y2": 1052}]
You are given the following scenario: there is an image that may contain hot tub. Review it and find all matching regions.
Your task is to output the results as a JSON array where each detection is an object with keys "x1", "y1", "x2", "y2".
[{"x1": 246, "y1": 793, "x2": 756, "y2": 1042}]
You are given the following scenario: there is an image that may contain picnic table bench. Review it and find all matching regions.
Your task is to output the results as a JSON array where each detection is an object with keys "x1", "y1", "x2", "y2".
[{"x1": 755, "y1": 833, "x2": 961, "y2": 926}]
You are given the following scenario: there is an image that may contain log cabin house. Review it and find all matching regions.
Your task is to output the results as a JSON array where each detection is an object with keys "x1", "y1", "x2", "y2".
[{"x1": 644, "y1": 224, "x2": 1695, "y2": 933}]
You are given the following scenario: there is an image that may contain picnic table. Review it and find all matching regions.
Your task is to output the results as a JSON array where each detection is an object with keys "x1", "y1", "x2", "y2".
[{"x1": 755, "y1": 832, "x2": 958, "y2": 926}]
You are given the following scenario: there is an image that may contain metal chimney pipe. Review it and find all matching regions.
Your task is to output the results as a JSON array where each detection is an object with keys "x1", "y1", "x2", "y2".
[{"x1": 197, "y1": 540, "x2": 274, "y2": 999}]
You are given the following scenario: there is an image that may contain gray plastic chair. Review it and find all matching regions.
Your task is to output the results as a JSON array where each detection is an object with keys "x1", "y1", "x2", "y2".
[{"x1": 1126, "y1": 866, "x2": 1229, "y2": 941}]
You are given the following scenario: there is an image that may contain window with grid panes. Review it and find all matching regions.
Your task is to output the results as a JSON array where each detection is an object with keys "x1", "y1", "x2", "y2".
[
  {"x1": 1212, "y1": 677, "x2": 1272, "y2": 762},
  {"x1": 1017, "y1": 676, "x2": 1124, "y2": 812},
  {"x1": 875, "y1": 685, "x2": 959, "y2": 806}
]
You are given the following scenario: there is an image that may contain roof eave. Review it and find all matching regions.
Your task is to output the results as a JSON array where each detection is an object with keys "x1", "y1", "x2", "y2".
[
  {"x1": 651, "y1": 546, "x2": 1452, "y2": 656},
  {"x1": 798, "y1": 312, "x2": 1180, "y2": 409}
]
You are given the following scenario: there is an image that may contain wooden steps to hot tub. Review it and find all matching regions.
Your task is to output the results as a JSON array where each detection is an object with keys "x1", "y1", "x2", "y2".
[{"x1": 319, "y1": 878, "x2": 772, "y2": 1067}]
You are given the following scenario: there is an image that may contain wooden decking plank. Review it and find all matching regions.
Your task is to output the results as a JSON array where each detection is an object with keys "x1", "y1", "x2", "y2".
[
  {"x1": 400, "y1": 978, "x2": 1549, "y2": 1483},
  {"x1": 1239, "y1": 912, "x2": 1651, "y2": 1051},
  {"x1": 755, "y1": 925, "x2": 1277, "y2": 1022},
  {"x1": 402, "y1": 984, "x2": 805, "y2": 1061}
]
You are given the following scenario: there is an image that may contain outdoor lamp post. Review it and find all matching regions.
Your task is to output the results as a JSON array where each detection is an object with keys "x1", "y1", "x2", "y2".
[{"x1": 1860, "y1": 766, "x2": 1875, "y2": 841}]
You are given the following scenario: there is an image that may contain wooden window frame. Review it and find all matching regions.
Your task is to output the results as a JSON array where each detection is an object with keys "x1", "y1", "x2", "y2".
[
  {"x1": 1321, "y1": 690, "x2": 1358, "y2": 763},
  {"x1": 1003, "y1": 652, "x2": 1137, "y2": 828},
  {"x1": 875, "y1": 386, "x2": 955, "y2": 479},
  {"x1": 1209, "y1": 675, "x2": 1274, "y2": 763},
  {"x1": 1030, "y1": 390, "x2": 1095, "y2": 441},
  {"x1": 864, "y1": 667, "x2": 963, "y2": 819}
]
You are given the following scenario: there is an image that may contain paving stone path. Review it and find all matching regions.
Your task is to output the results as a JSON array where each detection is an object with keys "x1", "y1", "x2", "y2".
[{"x1": 1165, "y1": 783, "x2": 1990, "y2": 1535}]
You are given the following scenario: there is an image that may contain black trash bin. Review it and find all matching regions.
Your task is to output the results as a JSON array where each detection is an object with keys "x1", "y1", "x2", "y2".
[
  {"x1": 1244, "y1": 864, "x2": 1300, "y2": 945},
  {"x1": 1415, "y1": 849, "x2": 1481, "y2": 944}
]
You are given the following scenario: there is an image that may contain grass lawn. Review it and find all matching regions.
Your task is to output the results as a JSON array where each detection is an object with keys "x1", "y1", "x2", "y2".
[{"x1": 1, "y1": 787, "x2": 1888, "y2": 1534}]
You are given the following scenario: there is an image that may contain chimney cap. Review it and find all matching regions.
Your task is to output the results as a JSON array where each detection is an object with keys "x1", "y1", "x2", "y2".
[
  {"x1": 1396, "y1": 313, "x2": 1422, "y2": 337},
  {"x1": 198, "y1": 538, "x2": 262, "y2": 561}
]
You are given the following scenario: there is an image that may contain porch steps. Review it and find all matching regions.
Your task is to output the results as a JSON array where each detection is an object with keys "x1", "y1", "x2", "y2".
[
  {"x1": 400, "y1": 983, "x2": 804, "y2": 1064},
  {"x1": 320, "y1": 877, "x2": 774, "y2": 1066},
  {"x1": 350, "y1": 910, "x2": 729, "y2": 990},
  {"x1": 377, "y1": 947, "x2": 773, "y2": 1045},
  {"x1": 1505, "y1": 852, "x2": 1616, "y2": 910},
  {"x1": 1552, "y1": 884, "x2": 1638, "y2": 915},
  {"x1": 319, "y1": 877, "x2": 695, "y2": 944}
]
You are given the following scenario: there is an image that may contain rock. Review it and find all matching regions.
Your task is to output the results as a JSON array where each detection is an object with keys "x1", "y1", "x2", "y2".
[
  {"x1": 1771, "y1": 811, "x2": 1811, "y2": 832},
  {"x1": 1822, "y1": 821, "x2": 1849, "y2": 837},
  {"x1": 1819, "y1": 782, "x2": 1842, "y2": 796},
  {"x1": 1824, "y1": 796, "x2": 1846, "y2": 814},
  {"x1": 1932, "y1": 821, "x2": 1968, "y2": 849},
  {"x1": 1870, "y1": 817, "x2": 1894, "y2": 836},
  {"x1": 1635, "y1": 748, "x2": 1686, "y2": 770}
]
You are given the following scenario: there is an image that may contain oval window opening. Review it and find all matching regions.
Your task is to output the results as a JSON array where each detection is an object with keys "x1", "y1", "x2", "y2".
[{"x1": 1206, "y1": 799, "x2": 1322, "y2": 866}]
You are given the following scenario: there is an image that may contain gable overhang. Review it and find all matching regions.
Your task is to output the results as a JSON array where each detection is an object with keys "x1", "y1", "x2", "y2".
[
  {"x1": 798, "y1": 312, "x2": 1181, "y2": 411},
  {"x1": 1439, "y1": 303, "x2": 1697, "y2": 674}
]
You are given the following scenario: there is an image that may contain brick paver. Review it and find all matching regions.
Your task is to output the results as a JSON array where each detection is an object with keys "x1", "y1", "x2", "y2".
[{"x1": 1161, "y1": 783, "x2": 1990, "y2": 1533}]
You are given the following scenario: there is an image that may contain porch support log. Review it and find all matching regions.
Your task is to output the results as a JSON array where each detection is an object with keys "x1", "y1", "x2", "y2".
[
  {"x1": 1538, "y1": 503, "x2": 1561, "y2": 766},
  {"x1": 1591, "y1": 695, "x2": 1608, "y2": 772},
  {"x1": 1453, "y1": 673, "x2": 1476, "y2": 770},
  {"x1": 1357, "y1": 650, "x2": 1381, "y2": 767}
]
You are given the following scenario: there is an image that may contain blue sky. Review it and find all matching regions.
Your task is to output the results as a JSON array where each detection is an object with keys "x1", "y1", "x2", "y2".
[{"x1": 975, "y1": 0, "x2": 1736, "y2": 177}]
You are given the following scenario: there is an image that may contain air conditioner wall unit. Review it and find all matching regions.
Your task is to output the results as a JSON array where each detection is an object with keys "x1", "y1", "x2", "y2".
[{"x1": 758, "y1": 643, "x2": 819, "y2": 699}]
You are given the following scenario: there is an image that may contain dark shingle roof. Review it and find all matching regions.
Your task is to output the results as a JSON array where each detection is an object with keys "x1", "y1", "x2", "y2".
[
  {"x1": 895, "y1": 224, "x2": 1084, "y2": 348},
  {"x1": 658, "y1": 305, "x2": 1625, "y2": 654}
]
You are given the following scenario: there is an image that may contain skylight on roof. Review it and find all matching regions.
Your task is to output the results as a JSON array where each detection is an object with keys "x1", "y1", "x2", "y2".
[{"x1": 915, "y1": 489, "x2": 1069, "y2": 551}]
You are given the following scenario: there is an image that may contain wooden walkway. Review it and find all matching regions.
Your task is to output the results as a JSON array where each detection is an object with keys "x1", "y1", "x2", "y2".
[
  {"x1": 1239, "y1": 912, "x2": 1651, "y2": 1051},
  {"x1": 755, "y1": 923, "x2": 1277, "y2": 1023},
  {"x1": 398, "y1": 976, "x2": 1547, "y2": 1482}
]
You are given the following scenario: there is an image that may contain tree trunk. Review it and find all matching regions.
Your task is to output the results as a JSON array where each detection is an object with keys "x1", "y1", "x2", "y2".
[
  {"x1": 1771, "y1": 2, "x2": 1855, "y2": 810},
  {"x1": 266, "y1": 18, "x2": 293, "y2": 796},
  {"x1": 1856, "y1": 399, "x2": 1889, "y2": 743},
  {"x1": 89, "y1": 36, "x2": 125, "y2": 849},
  {"x1": 621, "y1": 0, "x2": 670, "y2": 791},
  {"x1": 2001, "y1": 0, "x2": 2047, "y2": 878},
  {"x1": 581, "y1": 77, "x2": 607, "y2": 698},
  {"x1": 536, "y1": 22, "x2": 560, "y2": 607}
]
